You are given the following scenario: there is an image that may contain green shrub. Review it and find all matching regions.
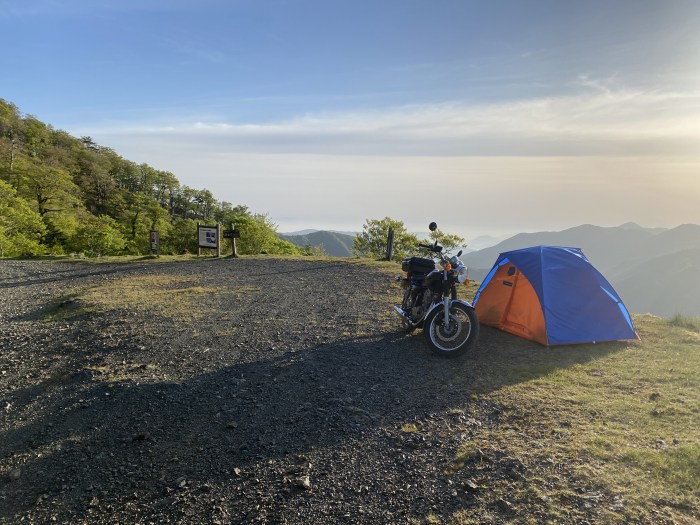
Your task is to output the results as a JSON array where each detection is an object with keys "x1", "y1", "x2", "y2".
[{"x1": 667, "y1": 314, "x2": 700, "y2": 332}]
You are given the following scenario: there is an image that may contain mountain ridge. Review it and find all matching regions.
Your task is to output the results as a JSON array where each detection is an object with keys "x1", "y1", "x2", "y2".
[
  {"x1": 279, "y1": 230, "x2": 356, "y2": 257},
  {"x1": 461, "y1": 223, "x2": 700, "y2": 316}
]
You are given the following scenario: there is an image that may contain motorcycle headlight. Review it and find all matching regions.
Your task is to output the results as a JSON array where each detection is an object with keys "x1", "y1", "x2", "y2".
[{"x1": 457, "y1": 264, "x2": 469, "y2": 283}]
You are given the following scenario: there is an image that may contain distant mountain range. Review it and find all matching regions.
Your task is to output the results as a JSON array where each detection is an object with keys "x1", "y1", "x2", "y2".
[
  {"x1": 281, "y1": 229, "x2": 358, "y2": 237},
  {"x1": 278, "y1": 229, "x2": 507, "y2": 257},
  {"x1": 279, "y1": 231, "x2": 356, "y2": 257},
  {"x1": 461, "y1": 223, "x2": 700, "y2": 317}
]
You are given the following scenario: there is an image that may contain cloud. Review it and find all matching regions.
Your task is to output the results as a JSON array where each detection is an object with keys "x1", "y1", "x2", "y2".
[
  {"x1": 73, "y1": 85, "x2": 700, "y2": 236},
  {"x1": 84, "y1": 86, "x2": 700, "y2": 157}
]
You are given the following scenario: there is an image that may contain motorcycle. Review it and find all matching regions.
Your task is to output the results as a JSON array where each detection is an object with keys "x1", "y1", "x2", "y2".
[{"x1": 393, "y1": 222, "x2": 479, "y2": 357}]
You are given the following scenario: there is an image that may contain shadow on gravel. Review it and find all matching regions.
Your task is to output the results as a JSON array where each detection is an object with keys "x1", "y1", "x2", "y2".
[{"x1": 1, "y1": 324, "x2": 625, "y2": 522}]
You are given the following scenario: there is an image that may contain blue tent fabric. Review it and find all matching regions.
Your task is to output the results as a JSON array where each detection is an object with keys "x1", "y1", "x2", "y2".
[{"x1": 474, "y1": 246, "x2": 638, "y2": 345}]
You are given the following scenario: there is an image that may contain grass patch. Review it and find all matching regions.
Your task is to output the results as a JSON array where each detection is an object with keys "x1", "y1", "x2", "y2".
[
  {"x1": 448, "y1": 313, "x2": 700, "y2": 524},
  {"x1": 81, "y1": 275, "x2": 217, "y2": 316},
  {"x1": 41, "y1": 295, "x2": 86, "y2": 321},
  {"x1": 43, "y1": 275, "x2": 221, "y2": 322},
  {"x1": 400, "y1": 423, "x2": 419, "y2": 433},
  {"x1": 667, "y1": 313, "x2": 700, "y2": 332},
  {"x1": 86, "y1": 362, "x2": 165, "y2": 384},
  {"x1": 623, "y1": 444, "x2": 700, "y2": 493}
]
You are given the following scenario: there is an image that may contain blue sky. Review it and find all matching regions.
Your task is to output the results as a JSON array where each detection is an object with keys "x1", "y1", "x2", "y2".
[{"x1": 2, "y1": 0, "x2": 699, "y2": 237}]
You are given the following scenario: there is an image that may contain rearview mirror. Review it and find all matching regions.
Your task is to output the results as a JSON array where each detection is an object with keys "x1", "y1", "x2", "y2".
[{"x1": 429, "y1": 222, "x2": 437, "y2": 232}]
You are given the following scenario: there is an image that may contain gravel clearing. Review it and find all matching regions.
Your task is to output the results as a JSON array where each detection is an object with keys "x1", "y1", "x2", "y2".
[{"x1": 1, "y1": 257, "x2": 619, "y2": 524}]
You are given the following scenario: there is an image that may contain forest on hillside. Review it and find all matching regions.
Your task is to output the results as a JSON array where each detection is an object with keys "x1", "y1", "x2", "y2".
[{"x1": 0, "y1": 98, "x2": 300, "y2": 258}]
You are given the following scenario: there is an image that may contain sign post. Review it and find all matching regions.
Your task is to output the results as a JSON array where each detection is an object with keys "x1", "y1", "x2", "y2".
[
  {"x1": 222, "y1": 223, "x2": 240, "y2": 257},
  {"x1": 386, "y1": 227, "x2": 395, "y2": 261}
]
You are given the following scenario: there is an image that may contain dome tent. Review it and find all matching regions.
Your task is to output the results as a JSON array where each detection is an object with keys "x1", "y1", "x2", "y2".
[{"x1": 473, "y1": 246, "x2": 639, "y2": 345}]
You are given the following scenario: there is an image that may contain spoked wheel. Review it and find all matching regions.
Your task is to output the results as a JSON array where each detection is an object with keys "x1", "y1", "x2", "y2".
[{"x1": 424, "y1": 302, "x2": 479, "y2": 358}]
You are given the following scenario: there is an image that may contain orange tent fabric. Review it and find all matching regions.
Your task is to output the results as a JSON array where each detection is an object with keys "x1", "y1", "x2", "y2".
[{"x1": 475, "y1": 263, "x2": 547, "y2": 344}]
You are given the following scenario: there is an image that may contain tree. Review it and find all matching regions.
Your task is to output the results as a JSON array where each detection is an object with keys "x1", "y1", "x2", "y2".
[
  {"x1": 75, "y1": 147, "x2": 117, "y2": 214},
  {"x1": 424, "y1": 229, "x2": 466, "y2": 252},
  {"x1": 151, "y1": 170, "x2": 179, "y2": 208},
  {"x1": 235, "y1": 213, "x2": 299, "y2": 255},
  {"x1": 353, "y1": 217, "x2": 420, "y2": 261},
  {"x1": 0, "y1": 179, "x2": 46, "y2": 257},
  {"x1": 110, "y1": 157, "x2": 141, "y2": 193},
  {"x1": 68, "y1": 214, "x2": 126, "y2": 257},
  {"x1": 0, "y1": 98, "x2": 22, "y2": 140},
  {"x1": 300, "y1": 244, "x2": 327, "y2": 257},
  {"x1": 214, "y1": 201, "x2": 249, "y2": 225},
  {"x1": 163, "y1": 218, "x2": 198, "y2": 254},
  {"x1": 170, "y1": 185, "x2": 199, "y2": 219},
  {"x1": 193, "y1": 189, "x2": 216, "y2": 220},
  {"x1": 270, "y1": 237, "x2": 301, "y2": 255},
  {"x1": 12, "y1": 158, "x2": 83, "y2": 248},
  {"x1": 0, "y1": 99, "x2": 24, "y2": 187},
  {"x1": 117, "y1": 192, "x2": 171, "y2": 253}
]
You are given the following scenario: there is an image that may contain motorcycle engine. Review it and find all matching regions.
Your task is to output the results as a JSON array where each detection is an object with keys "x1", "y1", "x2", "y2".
[
  {"x1": 411, "y1": 291, "x2": 435, "y2": 319},
  {"x1": 408, "y1": 286, "x2": 424, "y2": 319}
]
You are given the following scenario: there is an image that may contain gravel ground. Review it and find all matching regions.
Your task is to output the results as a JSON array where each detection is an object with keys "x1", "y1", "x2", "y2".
[{"x1": 0, "y1": 258, "x2": 619, "y2": 524}]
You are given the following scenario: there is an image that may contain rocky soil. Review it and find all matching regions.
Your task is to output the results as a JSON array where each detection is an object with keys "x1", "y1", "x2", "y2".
[{"x1": 0, "y1": 258, "x2": 643, "y2": 524}]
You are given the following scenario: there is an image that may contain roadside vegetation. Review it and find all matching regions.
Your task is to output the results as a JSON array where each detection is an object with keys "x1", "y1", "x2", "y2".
[
  {"x1": 353, "y1": 216, "x2": 465, "y2": 262},
  {"x1": 0, "y1": 98, "x2": 298, "y2": 258}
]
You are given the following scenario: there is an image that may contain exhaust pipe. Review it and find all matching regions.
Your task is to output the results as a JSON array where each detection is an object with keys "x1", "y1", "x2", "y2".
[{"x1": 393, "y1": 306, "x2": 417, "y2": 326}]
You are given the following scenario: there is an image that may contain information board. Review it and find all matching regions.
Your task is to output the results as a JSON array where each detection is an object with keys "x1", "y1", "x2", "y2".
[
  {"x1": 149, "y1": 230, "x2": 160, "y2": 255},
  {"x1": 198, "y1": 225, "x2": 219, "y2": 249}
]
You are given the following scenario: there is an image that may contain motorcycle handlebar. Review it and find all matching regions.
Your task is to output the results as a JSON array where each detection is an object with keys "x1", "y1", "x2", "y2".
[{"x1": 417, "y1": 243, "x2": 443, "y2": 253}]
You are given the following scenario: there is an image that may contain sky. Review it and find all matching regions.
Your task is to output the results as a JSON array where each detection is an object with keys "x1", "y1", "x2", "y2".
[{"x1": 2, "y1": 0, "x2": 699, "y2": 239}]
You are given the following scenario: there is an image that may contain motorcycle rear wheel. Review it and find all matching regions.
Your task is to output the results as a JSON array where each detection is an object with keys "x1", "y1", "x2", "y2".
[{"x1": 424, "y1": 303, "x2": 479, "y2": 358}]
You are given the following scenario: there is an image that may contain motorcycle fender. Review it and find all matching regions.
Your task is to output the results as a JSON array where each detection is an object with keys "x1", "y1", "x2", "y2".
[{"x1": 425, "y1": 299, "x2": 475, "y2": 319}]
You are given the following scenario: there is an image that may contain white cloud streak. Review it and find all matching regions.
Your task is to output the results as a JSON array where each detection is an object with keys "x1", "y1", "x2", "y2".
[{"x1": 84, "y1": 87, "x2": 700, "y2": 157}]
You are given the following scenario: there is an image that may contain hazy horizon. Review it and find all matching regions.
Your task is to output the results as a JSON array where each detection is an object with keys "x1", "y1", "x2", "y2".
[
  {"x1": 3, "y1": 0, "x2": 699, "y2": 241},
  {"x1": 277, "y1": 220, "x2": 692, "y2": 242}
]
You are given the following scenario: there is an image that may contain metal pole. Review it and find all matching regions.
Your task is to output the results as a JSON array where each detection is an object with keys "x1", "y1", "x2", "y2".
[
  {"x1": 231, "y1": 223, "x2": 238, "y2": 258},
  {"x1": 386, "y1": 227, "x2": 395, "y2": 261},
  {"x1": 216, "y1": 223, "x2": 221, "y2": 257},
  {"x1": 197, "y1": 223, "x2": 201, "y2": 256}
]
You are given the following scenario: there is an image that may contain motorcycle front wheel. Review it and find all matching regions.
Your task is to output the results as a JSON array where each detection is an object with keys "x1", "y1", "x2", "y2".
[{"x1": 424, "y1": 302, "x2": 479, "y2": 358}]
